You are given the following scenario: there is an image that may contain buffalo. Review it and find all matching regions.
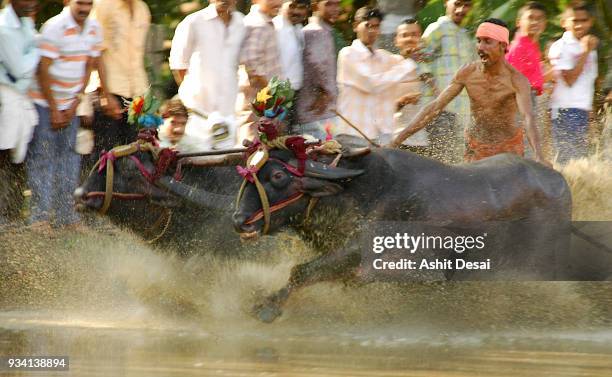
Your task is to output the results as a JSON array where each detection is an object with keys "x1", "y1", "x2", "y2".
[
  {"x1": 232, "y1": 136, "x2": 573, "y2": 322},
  {"x1": 74, "y1": 144, "x2": 243, "y2": 255}
]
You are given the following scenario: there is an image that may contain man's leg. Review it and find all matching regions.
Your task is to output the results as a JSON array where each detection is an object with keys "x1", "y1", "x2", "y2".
[
  {"x1": 53, "y1": 115, "x2": 81, "y2": 226},
  {"x1": 113, "y1": 96, "x2": 137, "y2": 145},
  {"x1": 90, "y1": 95, "x2": 135, "y2": 161},
  {"x1": 552, "y1": 108, "x2": 589, "y2": 165},
  {"x1": 26, "y1": 105, "x2": 55, "y2": 224},
  {"x1": 570, "y1": 108, "x2": 589, "y2": 159},
  {"x1": 0, "y1": 150, "x2": 24, "y2": 224},
  {"x1": 601, "y1": 104, "x2": 612, "y2": 161}
]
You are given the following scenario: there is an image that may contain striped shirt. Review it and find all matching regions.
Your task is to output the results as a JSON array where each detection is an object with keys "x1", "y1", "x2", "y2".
[
  {"x1": 240, "y1": 5, "x2": 283, "y2": 108},
  {"x1": 336, "y1": 39, "x2": 417, "y2": 140},
  {"x1": 296, "y1": 17, "x2": 339, "y2": 124},
  {"x1": 30, "y1": 8, "x2": 103, "y2": 110},
  {"x1": 421, "y1": 16, "x2": 475, "y2": 129}
]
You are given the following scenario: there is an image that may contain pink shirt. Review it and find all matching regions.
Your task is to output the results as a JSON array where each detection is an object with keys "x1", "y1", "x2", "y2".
[{"x1": 506, "y1": 33, "x2": 543, "y2": 95}]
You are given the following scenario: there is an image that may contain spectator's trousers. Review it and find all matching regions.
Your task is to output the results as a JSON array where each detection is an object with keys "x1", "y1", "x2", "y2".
[
  {"x1": 551, "y1": 108, "x2": 589, "y2": 165},
  {"x1": 26, "y1": 104, "x2": 81, "y2": 226},
  {"x1": 92, "y1": 94, "x2": 137, "y2": 158}
]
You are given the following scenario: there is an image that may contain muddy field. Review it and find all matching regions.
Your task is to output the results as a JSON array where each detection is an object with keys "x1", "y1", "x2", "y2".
[{"x1": 0, "y1": 155, "x2": 610, "y2": 376}]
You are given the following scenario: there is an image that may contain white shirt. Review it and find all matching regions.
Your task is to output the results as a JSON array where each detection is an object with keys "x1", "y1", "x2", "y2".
[
  {"x1": 272, "y1": 14, "x2": 304, "y2": 90},
  {"x1": 393, "y1": 60, "x2": 430, "y2": 146},
  {"x1": 336, "y1": 39, "x2": 417, "y2": 140},
  {"x1": 169, "y1": 5, "x2": 246, "y2": 117},
  {"x1": 549, "y1": 31, "x2": 598, "y2": 111},
  {"x1": 0, "y1": 6, "x2": 38, "y2": 161}
]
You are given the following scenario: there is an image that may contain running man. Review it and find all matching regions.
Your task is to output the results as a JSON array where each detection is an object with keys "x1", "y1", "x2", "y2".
[{"x1": 389, "y1": 18, "x2": 549, "y2": 166}]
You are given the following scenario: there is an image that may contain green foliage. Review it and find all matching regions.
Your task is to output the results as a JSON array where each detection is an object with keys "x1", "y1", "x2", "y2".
[
  {"x1": 35, "y1": 0, "x2": 63, "y2": 28},
  {"x1": 417, "y1": 0, "x2": 609, "y2": 81},
  {"x1": 144, "y1": 0, "x2": 208, "y2": 26},
  {"x1": 268, "y1": 77, "x2": 295, "y2": 109}
]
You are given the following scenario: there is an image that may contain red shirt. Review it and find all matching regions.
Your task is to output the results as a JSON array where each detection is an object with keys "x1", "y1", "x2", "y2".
[{"x1": 506, "y1": 33, "x2": 543, "y2": 95}]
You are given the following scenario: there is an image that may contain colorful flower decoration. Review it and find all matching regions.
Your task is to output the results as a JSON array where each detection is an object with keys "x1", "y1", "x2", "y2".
[
  {"x1": 251, "y1": 77, "x2": 295, "y2": 121},
  {"x1": 256, "y1": 118, "x2": 280, "y2": 143},
  {"x1": 127, "y1": 90, "x2": 164, "y2": 129}
]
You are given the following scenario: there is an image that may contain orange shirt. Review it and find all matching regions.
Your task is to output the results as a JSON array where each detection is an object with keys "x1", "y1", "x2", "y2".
[{"x1": 91, "y1": 0, "x2": 151, "y2": 98}]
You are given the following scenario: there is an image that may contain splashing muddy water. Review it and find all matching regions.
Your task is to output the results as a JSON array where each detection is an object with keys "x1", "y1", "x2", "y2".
[{"x1": 1, "y1": 156, "x2": 611, "y2": 376}]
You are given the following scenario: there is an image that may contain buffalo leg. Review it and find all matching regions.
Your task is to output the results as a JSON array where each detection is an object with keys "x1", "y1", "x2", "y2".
[{"x1": 253, "y1": 248, "x2": 362, "y2": 323}]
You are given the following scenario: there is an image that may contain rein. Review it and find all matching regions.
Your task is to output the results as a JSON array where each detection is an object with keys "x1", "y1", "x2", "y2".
[
  {"x1": 89, "y1": 141, "x2": 183, "y2": 215},
  {"x1": 88, "y1": 142, "x2": 157, "y2": 215},
  {"x1": 87, "y1": 141, "x2": 179, "y2": 243}
]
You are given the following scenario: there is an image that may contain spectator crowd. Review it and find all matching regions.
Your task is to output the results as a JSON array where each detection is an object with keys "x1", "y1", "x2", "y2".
[{"x1": 0, "y1": 0, "x2": 609, "y2": 228}]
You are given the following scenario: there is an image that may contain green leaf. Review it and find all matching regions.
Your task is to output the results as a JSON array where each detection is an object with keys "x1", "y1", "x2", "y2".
[
  {"x1": 490, "y1": 0, "x2": 522, "y2": 23},
  {"x1": 149, "y1": 97, "x2": 161, "y2": 113},
  {"x1": 143, "y1": 92, "x2": 153, "y2": 113}
]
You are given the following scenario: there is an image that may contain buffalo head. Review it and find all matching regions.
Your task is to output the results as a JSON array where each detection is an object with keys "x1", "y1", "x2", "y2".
[
  {"x1": 232, "y1": 149, "x2": 364, "y2": 239},
  {"x1": 74, "y1": 148, "x2": 180, "y2": 214}
]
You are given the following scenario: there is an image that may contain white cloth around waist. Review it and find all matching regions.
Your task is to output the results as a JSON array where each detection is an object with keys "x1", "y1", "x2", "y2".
[{"x1": 0, "y1": 84, "x2": 38, "y2": 162}]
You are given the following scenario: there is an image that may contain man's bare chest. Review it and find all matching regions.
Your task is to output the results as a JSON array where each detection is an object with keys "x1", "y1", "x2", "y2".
[{"x1": 464, "y1": 73, "x2": 516, "y2": 109}]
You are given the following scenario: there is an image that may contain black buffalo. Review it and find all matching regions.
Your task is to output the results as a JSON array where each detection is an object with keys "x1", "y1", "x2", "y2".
[
  {"x1": 233, "y1": 139, "x2": 573, "y2": 322},
  {"x1": 75, "y1": 149, "x2": 243, "y2": 255}
]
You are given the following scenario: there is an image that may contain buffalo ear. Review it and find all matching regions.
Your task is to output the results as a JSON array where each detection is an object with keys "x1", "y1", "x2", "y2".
[{"x1": 299, "y1": 177, "x2": 344, "y2": 197}]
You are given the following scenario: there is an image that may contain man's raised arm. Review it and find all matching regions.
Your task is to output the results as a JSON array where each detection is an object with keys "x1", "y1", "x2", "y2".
[{"x1": 388, "y1": 74, "x2": 465, "y2": 148}]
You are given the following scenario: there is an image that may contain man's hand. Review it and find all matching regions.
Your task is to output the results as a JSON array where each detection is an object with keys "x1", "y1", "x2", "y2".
[
  {"x1": 50, "y1": 107, "x2": 66, "y2": 130},
  {"x1": 102, "y1": 94, "x2": 123, "y2": 120},
  {"x1": 400, "y1": 45, "x2": 420, "y2": 57},
  {"x1": 605, "y1": 91, "x2": 612, "y2": 104},
  {"x1": 396, "y1": 92, "x2": 421, "y2": 111},
  {"x1": 250, "y1": 75, "x2": 269, "y2": 91},
  {"x1": 580, "y1": 35, "x2": 599, "y2": 53},
  {"x1": 60, "y1": 100, "x2": 80, "y2": 129},
  {"x1": 400, "y1": 43, "x2": 426, "y2": 62}
]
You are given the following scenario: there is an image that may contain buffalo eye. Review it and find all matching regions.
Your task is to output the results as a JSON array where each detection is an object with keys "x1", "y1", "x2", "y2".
[{"x1": 270, "y1": 170, "x2": 289, "y2": 188}]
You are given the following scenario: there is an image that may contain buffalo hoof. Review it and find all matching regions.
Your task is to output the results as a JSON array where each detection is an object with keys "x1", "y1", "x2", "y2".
[{"x1": 253, "y1": 302, "x2": 283, "y2": 323}]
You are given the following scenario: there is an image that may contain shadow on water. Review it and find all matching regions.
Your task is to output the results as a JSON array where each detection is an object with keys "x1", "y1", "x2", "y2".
[{"x1": 0, "y1": 155, "x2": 611, "y2": 376}]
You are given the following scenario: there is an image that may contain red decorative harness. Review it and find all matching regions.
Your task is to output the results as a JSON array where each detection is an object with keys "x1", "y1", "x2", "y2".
[{"x1": 85, "y1": 142, "x2": 180, "y2": 215}]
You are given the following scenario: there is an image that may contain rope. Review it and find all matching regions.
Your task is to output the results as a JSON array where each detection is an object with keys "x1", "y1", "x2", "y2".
[
  {"x1": 236, "y1": 133, "x2": 346, "y2": 235},
  {"x1": 303, "y1": 153, "x2": 342, "y2": 224},
  {"x1": 100, "y1": 160, "x2": 114, "y2": 215},
  {"x1": 333, "y1": 110, "x2": 381, "y2": 148},
  {"x1": 95, "y1": 140, "x2": 165, "y2": 215},
  {"x1": 254, "y1": 174, "x2": 271, "y2": 235},
  {"x1": 145, "y1": 209, "x2": 173, "y2": 244}
]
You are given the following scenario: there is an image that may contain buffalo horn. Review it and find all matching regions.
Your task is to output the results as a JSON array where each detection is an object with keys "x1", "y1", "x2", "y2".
[
  {"x1": 157, "y1": 176, "x2": 234, "y2": 211},
  {"x1": 290, "y1": 159, "x2": 364, "y2": 180},
  {"x1": 177, "y1": 148, "x2": 247, "y2": 158},
  {"x1": 180, "y1": 153, "x2": 244, "y2": 167}
]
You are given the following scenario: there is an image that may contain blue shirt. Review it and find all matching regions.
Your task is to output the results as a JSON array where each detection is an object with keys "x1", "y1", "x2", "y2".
[{"x1": 0, "y1": 5, "x2": 39, "y2": 93}]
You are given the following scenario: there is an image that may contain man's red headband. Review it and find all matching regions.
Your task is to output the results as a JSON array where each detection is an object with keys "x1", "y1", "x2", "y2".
[{"x1": 476, "y1": 22, "x2": 510, "y2": 46}]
